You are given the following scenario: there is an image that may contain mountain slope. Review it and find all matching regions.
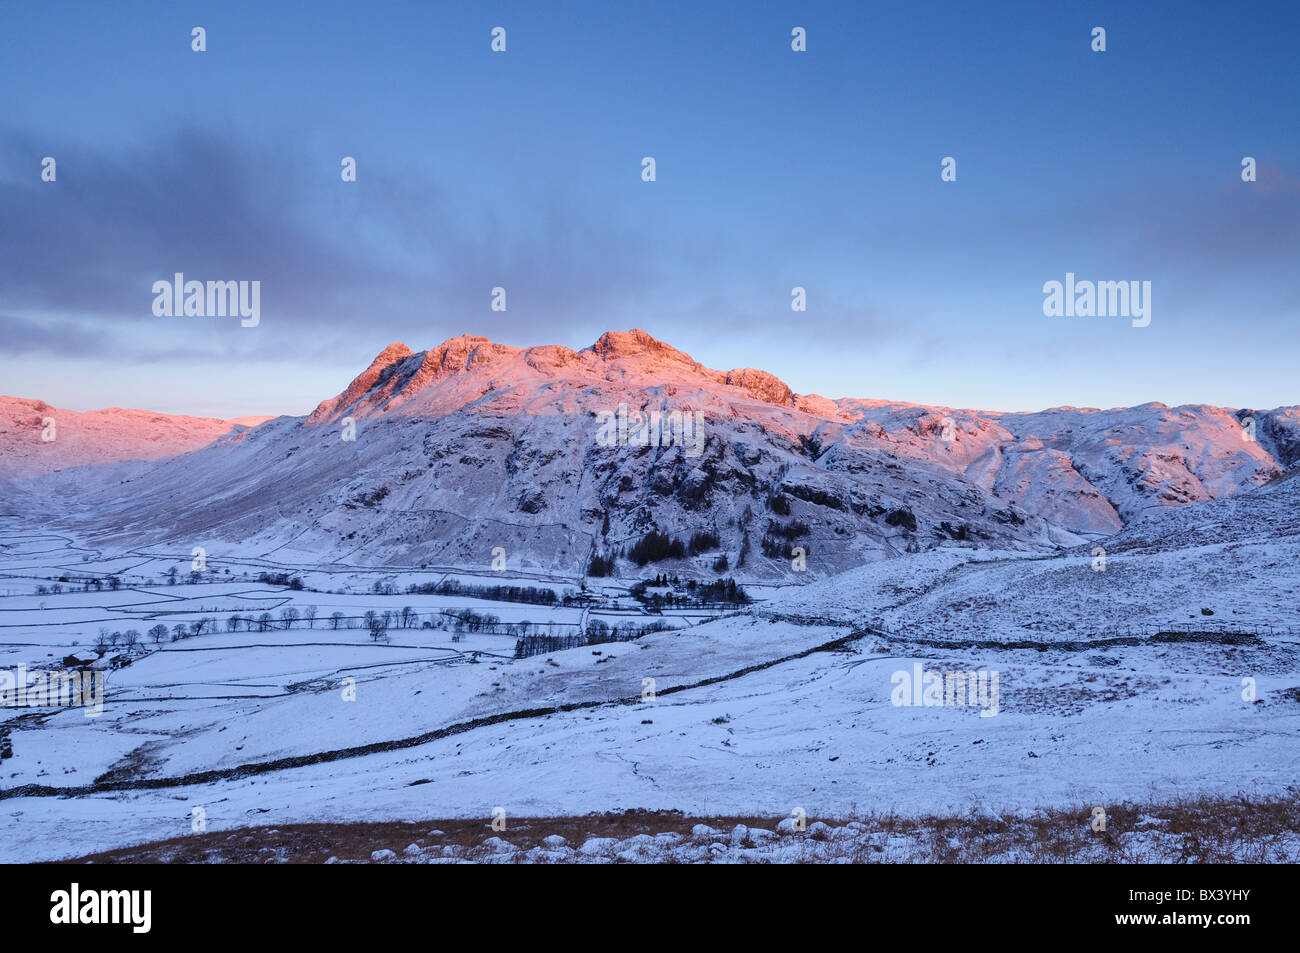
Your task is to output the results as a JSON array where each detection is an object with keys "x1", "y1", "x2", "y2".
[{"x1": 0, "y1": 396, "x2": 269, "y2": 477}]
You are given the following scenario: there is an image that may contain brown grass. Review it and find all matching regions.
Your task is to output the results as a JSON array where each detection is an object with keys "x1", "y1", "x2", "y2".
[{"x1": 51, "y1": 792, "x2": 1300, "y2": 864}]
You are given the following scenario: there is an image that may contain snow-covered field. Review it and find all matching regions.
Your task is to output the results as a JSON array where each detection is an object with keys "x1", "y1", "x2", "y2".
[{"x1": 2, "y1": 477, "x2": 1297, "y2": 863}]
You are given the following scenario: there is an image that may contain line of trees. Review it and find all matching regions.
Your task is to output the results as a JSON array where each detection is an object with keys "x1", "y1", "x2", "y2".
[
  {"x1": 599, "y1": 528, "x2": 726, "y2": 572},
  {"x1": 405, "y1": 579, "x2": 561, "y2": 605},
  {"x1": 514, "y1": 618, "x2": 675, "y2": 659},
  {"x1": 39, "y1": 574, "x2": 123, "y2": 594}
]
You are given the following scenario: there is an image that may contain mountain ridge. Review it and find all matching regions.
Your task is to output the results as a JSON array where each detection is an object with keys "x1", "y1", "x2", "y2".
[{"x1": 5, "y1": 329, "x2": 1297, "y2": 581}]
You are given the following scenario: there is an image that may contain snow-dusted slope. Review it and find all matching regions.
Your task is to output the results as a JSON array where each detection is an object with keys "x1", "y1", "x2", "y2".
[{"x1": 779, "y1": 470, "x2": 1300, "y2": 642}]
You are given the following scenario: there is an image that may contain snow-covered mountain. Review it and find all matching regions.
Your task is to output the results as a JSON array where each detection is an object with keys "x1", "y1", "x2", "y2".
[
  {"x1": 0, "y1": 396, "x2": 271, "y2": 513},
  {"x1": 0, "y1": 396, "x2": 265, "y2": 476},
  {"x1": 8, "y1": 330, "x2": 1297, "y2": 579}
]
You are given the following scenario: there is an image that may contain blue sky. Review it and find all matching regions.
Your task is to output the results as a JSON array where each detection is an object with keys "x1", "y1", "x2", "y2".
[{"x1": 1, "y1": 0, "x2": 1297, "y2": 417}]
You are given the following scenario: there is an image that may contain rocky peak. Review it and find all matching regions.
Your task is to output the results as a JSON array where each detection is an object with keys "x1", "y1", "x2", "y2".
[{"x1": 725, "y1": 368, "x2": 795, "y2": 408}]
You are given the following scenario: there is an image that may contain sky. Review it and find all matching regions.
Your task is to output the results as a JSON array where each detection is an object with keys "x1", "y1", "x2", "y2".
[{"x1": 1, "y1": 0, "x2": 1297, "y2": 418}]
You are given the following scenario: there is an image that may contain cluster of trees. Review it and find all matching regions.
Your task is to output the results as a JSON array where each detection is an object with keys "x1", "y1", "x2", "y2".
[
  {"x1": 587, "y1": 552, "x2": 615, "y2": 577},
  {"x1": 258, "y1": 572, "x2": 305, "y2": 590},
  {"x1": 444, "y1": 608, "x2": 501, "y2": 634},
  {"x1": 761, "y1": 536, "x2": 810, "y2": 559},
  {"x1": 688, "y1": 531, "x2": 721, "y2": 555},
  {"x1": 363, "y1": 609, "x2": 392, "y2": 642},
  {"x1": 694, "y1": 578, "x2": 749, "y2": 605},
  {"x1": 93, "y1": 627, "x2": 143, "y2": 656},
  {"x1": 598, "y1": 529, "x2": 725, "y2": 572},
  {"x1": 761, "y1": 518, "x2": 811, "y2": 559},
  {"x1": 630, "y1": 576, "x2": 749, "y2": 608},
  {"x1": 628, "y1": 531, "x2": 687, "y2": 566},
  {"x1": 766, "y1": 519, "x2": 810, "y2": 540}
]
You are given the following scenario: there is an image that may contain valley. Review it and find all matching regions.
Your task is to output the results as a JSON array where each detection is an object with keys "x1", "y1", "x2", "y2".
[{"x1": 1, "y1": 331, "x2": 1297, "y2": 863}]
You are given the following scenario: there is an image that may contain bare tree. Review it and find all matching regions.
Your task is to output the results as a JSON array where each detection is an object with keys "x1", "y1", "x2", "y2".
[
  {"x1": 330, "y1": 611, "x2": 344, "y2": 630},
  {"x1": 366, "y1": 611, "x2": 389, "y2": 643},
  {"x1": 303, "y1": 605, "x2": 317, "y2": 629}
]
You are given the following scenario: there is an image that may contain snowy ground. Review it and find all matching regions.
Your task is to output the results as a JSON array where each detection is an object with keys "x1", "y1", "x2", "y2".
[{"x1": 2, "y1": 481, "x2": 1298, "y2": 863}]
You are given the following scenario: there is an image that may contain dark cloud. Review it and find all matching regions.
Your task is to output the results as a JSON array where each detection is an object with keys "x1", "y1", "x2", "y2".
[
  {"x1": 0, "y1": 125, "x2": 679, "y2": 356},
  {"x1": 0, "y1": 313, "x2": 112, "y2": 357}
]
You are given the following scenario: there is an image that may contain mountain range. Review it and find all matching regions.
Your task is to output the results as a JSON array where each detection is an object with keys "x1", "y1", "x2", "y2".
[{"x1": 5, "y1": 329, "x2": 1297, "y2": 579}]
